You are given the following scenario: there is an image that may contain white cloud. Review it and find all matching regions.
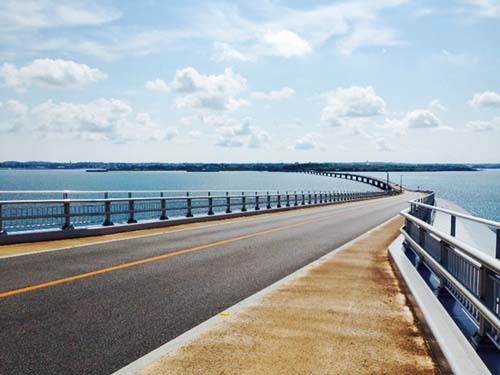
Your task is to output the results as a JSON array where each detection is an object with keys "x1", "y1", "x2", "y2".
[
  {"x1": 197, "y1": 1, "x2": 406, "y2": 60},
  {"x1": 145, "y1": 79, "x2": 170, "y2": 94},
  {"x1": 439, "y1": 49, "x2": 479, "y2": 65},
  {"x1": 215, "y1": 118, "x2": 270, "y2": 148},
  {"x1": 27, "y1": 99, "x2": 172, "y2": 142},
  {"x1": 294, "y1": 133, "x2": 321, "y2": 150},
  {"x1": 375, "y1": 137, "x2": 394, "y2": 152},
  {"x1": 0, "y1": 0, "x2": 120, "y2": 29},
  {"x1": 468, "y1": 91, "x2": 500, "y2": 109},
  {"x1": 0, "y1": 99, "x2": 28, "y2": 133},
  {"x1": 429, "y1": 99, "x2": 448, "y2": 112},
  {"x1": 466, "y1": 120, "x2": 497, "y2": 131},
  {"x1": 464, "y1": 0, "x2": 500, "y2": 18},
  {"x1": 261, "y1": 29, "x2": 312, "y2": 57},
  {"x1": 212, "y1": 42, "x2": 252, "y2": 62},
  {"x1": 384, "y1": 109, "x2": 443, "y2": 135},
  {"x1": 321, "y1": 86, "x2": 386, "y2": 127},
  {"x1": 251, "y1": 87, "x2": 295, "y2": 101},
  {"x1": 406, "y1": 109, "x2": 442, "y2": 128},
  {"x1": 0, "y1": 59, "x2": 107, "y2": 91},
  {"x1": 337, "y1": 25, "x2": 402, "y2": 55},
  {"x1": 171, "y1": 67, "x2": 248, "y2": 112}
]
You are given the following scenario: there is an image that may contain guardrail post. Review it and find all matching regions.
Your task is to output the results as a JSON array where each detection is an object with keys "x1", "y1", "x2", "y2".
[
  {"x1": 472, "y1": 266, "x2": 492, "y2": 347},
  {"x1": 450, "y1": 215, "x2": 456, "y2": 237},
  {"x1": 103, "y1": 192, "x2": 114, "y2": 226},
  {"x1": 294, "y1": 191, "x2": 298, "y2": 206},
  {"x1": 127, "y1": 192, "x2": 137, "y2": 224},
  {"x1": 435, "y1": 241, "x2": 448, "y2": 295},
  {"x1": 160, "y1": 192, "x2": 168, "y2": 220},
  {"x1": 301, "y1": 191, "x2": 305, "y2": 205},
  {"x1": 329, "y1": 192, "x2": 332, "y2": 202},
  {"x1": 308, "y1": 191, "x2": 312, "y2": 205},
  {"x1": 208, "y1": 192, "x2": 214, "y2": 215},
  {"x1": 314, "y1": 192, "x2": 317, "y2": 204},
  {"x1": 417, "y1": 226, "x2": 425, "y2": 268},
  {"x1": 319, "y1": 192, "x2": 323, "y2": 203},
  {"x1": 266, "y1": 192, "x2": 271, "y2": 209},
  {"x1": 186, "y1": 192, "x2": 193, "y2": 217},
  {"x1": 496, "y1": 228, "x2": 500, "y2": 259},
  {"x1": 286, "y1": 191, "x2": 290, "y2": 207},
  {"x1": 241, "y1": 192, "x2": 247, "y2": 212},
  {"x1": 61, "y1": 192, "x2": 74, "y2": 230},
  {"x1": 0, "y1": 203, "x2": 5, "y2": 235},
  {"x1": 255, "y1": 192, "x2": 260, "y2": 210},
  {"x1": 277, "y1": 192, "x2": 281, "y2": 208},
  {"x1": 226, "y1": 192, "x2": 232, "y2": 213}
]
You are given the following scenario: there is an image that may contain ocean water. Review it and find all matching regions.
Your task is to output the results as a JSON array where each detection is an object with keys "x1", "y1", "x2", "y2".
[
  {"x1": 0, "y1": 169, "x2": 499, "y2": 222},
  {"x1": 359, "y1": 170, "x2": 500, "y2": 222}
]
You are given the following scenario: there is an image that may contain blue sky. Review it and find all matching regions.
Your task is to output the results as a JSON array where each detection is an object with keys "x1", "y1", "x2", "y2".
[{"x1": 0, "y1": 0, "x2": 499, "y2": 163}]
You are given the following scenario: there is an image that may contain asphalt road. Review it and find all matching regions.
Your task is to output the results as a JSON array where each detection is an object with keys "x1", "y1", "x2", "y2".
[{"x1": 0, "y1": 192, "x2": 418, "y2": 374}]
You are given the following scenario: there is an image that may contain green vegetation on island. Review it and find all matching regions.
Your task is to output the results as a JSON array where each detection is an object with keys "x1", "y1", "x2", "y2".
[{"x1": 0, "y1": 161, "x2": 489, "y2": 172}]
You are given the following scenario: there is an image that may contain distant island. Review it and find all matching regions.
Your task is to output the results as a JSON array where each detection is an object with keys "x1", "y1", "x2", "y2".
[{"x1": 1, "y1": 161, "x2": 498, "y2": 172}]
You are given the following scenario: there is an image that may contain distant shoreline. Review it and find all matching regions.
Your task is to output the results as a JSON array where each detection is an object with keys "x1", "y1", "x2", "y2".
[{"x1": 1, "y1": 161, "x2": 497, "y2": 173}]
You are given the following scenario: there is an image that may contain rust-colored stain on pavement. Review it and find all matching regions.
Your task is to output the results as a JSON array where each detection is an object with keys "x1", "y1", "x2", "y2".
[{"x1": 139, "y1": 216, "x2": 437, "y2": 375}]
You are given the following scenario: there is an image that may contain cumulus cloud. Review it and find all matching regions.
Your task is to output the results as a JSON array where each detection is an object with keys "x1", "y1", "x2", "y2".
[
  {"x1": 170, "y1": 67, "x2": 248, "y2": 112},
  {"x1": 429, "y1": 99, "x2": 448, "y2": 112},
  {"x1": 384, "y1": 109, "x2": 443, "y2": 134},
  {"x1": 251, "y1": 87, "x2": 295, "y2": 101},
  {"x1": 468, "y1": 91, "x2": 500, "y2": 109},
  {"x1": 4, "y1": 98, "x2": 175, "y2": 142},
  {"x1": 294, "y1": 133, "x2": 321, "y2": 151},
  {"x1": 406, "y1": 109, "x2": 442, "y2": 128},
  {"x1": 0, "y1": 99, "x2": 28, "y2": 133},
  {"x1": 215, "y1": 118, "x2": 270, "y2": 148},
  {"x1": 145, "y1": 78, "x2": 170, "y2": 93},
  {"x1": 0, "y1": 59, "x2": 107, "y2": 91},
  {"x1": 321, "y1": 86, "x2": 386, "y2": 127}
]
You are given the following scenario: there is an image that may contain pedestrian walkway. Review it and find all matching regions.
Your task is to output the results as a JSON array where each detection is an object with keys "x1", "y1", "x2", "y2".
[{"x1": 134, "y1": 216, "x2": 439, "y2": 374}]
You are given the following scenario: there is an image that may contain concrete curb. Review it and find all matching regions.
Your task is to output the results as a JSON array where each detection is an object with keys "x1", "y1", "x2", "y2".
[
  {"x1": 113, "y1": 215, "x2": 402, "y2": 375},
  {"x1": 388, "y1": 235, "x2": 490, "y2": 375},
  {"x1": 0, "y1": 195, "x2": 394, "y2": 246}
]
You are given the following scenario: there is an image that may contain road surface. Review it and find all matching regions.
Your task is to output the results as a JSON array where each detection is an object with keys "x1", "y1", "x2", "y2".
[{"x1": 0, "y1": 192, "x2": 418, "y2": 374}]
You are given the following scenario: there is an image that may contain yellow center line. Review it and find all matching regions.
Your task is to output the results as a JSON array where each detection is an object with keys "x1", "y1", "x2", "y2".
[{"x1": 0, "y1": 212, "x2": 346, "y2": 300}]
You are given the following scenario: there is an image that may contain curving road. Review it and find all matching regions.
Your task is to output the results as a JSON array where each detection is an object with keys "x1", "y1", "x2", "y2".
[{"x1": 0, "y1": 192, "x2": 418, "y2": 374}]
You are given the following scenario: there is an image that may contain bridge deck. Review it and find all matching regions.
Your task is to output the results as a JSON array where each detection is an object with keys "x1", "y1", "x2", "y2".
[
  {"x1": 133, "y1": 216, "x2": 438, "y2": 374},
  {"x1": 0, "y1": 192, "x2": 425, "y2": 374}
]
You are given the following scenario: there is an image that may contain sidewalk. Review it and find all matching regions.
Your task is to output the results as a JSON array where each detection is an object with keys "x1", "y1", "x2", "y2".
[{"x1": 132, "y1": 216, "x2": 438, "y2": 374}]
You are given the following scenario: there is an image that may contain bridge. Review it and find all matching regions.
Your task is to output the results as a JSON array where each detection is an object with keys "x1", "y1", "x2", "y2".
[
  {"x1": 0, "y1": 174, "x2": 498, "y2": 374},
  {"x1": 304, "y1": 169, "x2": 398, "y2": 191}
]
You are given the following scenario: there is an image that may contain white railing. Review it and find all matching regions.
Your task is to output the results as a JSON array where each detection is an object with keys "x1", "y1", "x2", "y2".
[
  {"x1": 401, "y1": 195, "x2": 500, "y2": 349},
  {"x1": 0, "y1": 190, "x2": 396, "y2": 234}
]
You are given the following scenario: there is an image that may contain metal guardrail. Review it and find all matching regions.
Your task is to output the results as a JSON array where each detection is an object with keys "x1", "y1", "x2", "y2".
[
  {"x1": 0, "y1": 190, "x2": 395, "y2": 234},
  {"x1": 401, "y1": 194, "x2": 500, "y2": 350}
]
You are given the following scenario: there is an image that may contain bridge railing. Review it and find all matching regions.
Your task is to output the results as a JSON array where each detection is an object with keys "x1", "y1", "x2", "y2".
[
  {"x1": 401, "y1": 195, "x2": 500, "y2": 349},
  {"x1": 0, "y1": 190, "x2": 395, "y2": 235}
]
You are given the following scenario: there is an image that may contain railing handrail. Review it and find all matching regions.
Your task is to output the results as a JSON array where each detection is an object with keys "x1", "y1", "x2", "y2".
[
  {"x1": 400, "y1": 228, "x2": 500, "y2": 333},
  {"x1": 0, "y1": 189, "x2": 332, "y2": 194},
  {"x1": 409, "y1": 200, "x2": 500, "y2": 230},
  {"x1": 401, "y1": 210, "x2": 500, "y2": 273},
  {"x1": 0, "y1": 190, "x2": 373, "y2": 205}
]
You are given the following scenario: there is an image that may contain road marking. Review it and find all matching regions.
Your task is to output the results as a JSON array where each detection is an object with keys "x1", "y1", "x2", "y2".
[{"x1": 0, "y1": 211, "x2": 365, "y2": 300}]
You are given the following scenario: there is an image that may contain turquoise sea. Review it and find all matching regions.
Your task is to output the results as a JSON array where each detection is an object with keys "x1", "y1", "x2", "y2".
[{"x1": 0, "y1": 169, "x2": 499, "y2": 222}]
